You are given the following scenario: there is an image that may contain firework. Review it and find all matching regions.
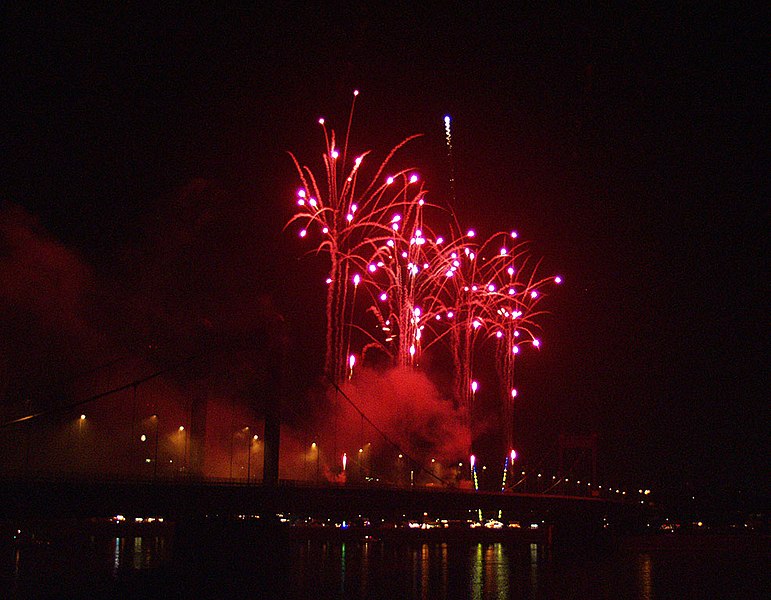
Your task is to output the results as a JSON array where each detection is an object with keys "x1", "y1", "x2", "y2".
[
  {"x1": 287, "y1": 95, "x2": 560, "y2": 473},
  {"x1": 286, "y1": 91, "x2": 424, "y2": 384}
]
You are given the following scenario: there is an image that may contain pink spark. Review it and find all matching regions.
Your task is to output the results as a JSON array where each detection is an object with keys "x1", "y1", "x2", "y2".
[
  {"x1": 379, "y1": 292, "x2": 387, "y2": 301},
  {"x1": 298, "y1": 189, "x2": 306, "y2": 198},
  {"x1": 368, "y1": 264, "x2": 377, "y2": 272},
  {"x1": 533, "y1": 339, "x2": 540, "y2": 348},
  {"x1": 512, "y1": 345, "x2": 519, "y2": 354},
  {"x1": 471, "y1": 381, "x2": 478, "y2": 393},
  {"x1": 353, "y1": 274, "x2": 361, "y2": 286},
  {"x1": 511, "y1": 389, "x2": 518, "y2": 398},
  {"x1": 331, "y1": 149, "x2": 339, "y2": 159},
  {"x1": 488, "y1": 284, "x2": 496, "y2": 292},
  {"x1": 467, "y1": 229, "x2": 475, "y2": 238},
  {"x1": 510, "y1": 231, "x2": 518, "y2": 239},
  {"x1": 495, "y1": 331, "x2": 503, "y2": 339},
  {"x1": 555, "y1": 276, "x2": 562, "y2": 284},
  {"x1": 409, "y1": 174, "x2": 418, "y2": 183},
  {"x1": 386, "y1": 176, "x2": 394, "y2": 185},
  {"x1": 299, "y1": 229, "x2": 307, "y2": 238}
]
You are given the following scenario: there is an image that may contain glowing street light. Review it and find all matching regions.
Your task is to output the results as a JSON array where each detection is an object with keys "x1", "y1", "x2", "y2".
[
  {"x1": 177, "y1": 425, "x2": 188, "y2": 475},
  {"x1": 149, "y1": 415, "x2": 159, "y2": 479},
  {"x1": 311, "y1": 441, "x2": 320, "y2": 482}
]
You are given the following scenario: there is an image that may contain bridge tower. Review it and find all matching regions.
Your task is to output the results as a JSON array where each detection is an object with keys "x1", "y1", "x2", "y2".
[
  {"x1": 262, "y1": 312, "x2": 288, "y2": 487},
  {"x1": 558, "y1": 433, "x2": 598, "y2": 485}
]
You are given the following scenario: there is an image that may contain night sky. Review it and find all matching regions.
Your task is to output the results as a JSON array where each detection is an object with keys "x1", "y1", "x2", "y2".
[{"x1": 2, "y1": 6, "x2": 767, "y2": 507}]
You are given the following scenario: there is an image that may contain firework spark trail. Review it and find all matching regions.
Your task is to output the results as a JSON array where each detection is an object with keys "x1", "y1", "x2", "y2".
[
  {"x1": 286, "y1": 93, "x2": 424, "y2": 383},
  {"x1": 444, "y1": 115, "x2": 456, "y2": 206},
  {"x1": 357, "y1": 199, "x2": 464, "y2": 368}
]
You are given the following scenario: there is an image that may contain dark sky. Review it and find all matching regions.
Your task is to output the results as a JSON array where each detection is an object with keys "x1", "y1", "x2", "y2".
[{"x1": 1, "y1": 5, "x2": 767, "y2": 504}]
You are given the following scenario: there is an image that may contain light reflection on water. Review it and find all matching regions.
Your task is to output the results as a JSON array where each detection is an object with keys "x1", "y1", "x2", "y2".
[
  {"x1": 637, "y1": 553, "x2": 653, "y2": 600},
  {"x1": 6, "y1": 530, "x2": 769, "y2": 599},
  {"x1": 302, "y1": 540, "x2": 530, "y2": 600},
  {"x1": 108, "y1": 536, "x2": 167, "y2": 573}
]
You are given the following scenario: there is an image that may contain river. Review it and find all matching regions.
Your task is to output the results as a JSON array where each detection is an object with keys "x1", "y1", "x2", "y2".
[{"x1": 2, "y1": 521, "x2": 767, "y2": 598}]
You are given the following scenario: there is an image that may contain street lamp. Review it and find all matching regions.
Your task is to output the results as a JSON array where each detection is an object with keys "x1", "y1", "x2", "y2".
[
  {"x1": 246, "y1": 431, "x2": 258, "y2": 483},
  {"x1": 311, "y1": 441, "x2": 319, "y2": 483},
  {"x1": 76, "y1": 414, "x2": 87, "y2": 473},
  {"x1": 178, "y1": 425, "x2": 187, "y2": 475},
  {"x1": 151, "y1": 415, "x2": 159, "y2": 479}
]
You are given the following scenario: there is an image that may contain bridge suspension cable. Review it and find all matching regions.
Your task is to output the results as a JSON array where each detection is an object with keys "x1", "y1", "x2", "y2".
[{"x1": 324, "y1": 374, "x2": 451, "y2": 486}]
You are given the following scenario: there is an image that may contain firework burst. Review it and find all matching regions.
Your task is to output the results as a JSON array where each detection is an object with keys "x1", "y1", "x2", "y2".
[{"x1": 287, "y1": 94, "x2": 560, "y2": 466}]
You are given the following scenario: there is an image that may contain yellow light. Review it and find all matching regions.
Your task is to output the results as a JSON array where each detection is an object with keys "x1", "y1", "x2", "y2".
[
  {"x1": 178, "y1": 426, "x2": 184, "y2": 431},
  {"x1": 311, "y1": 442, "x2": 317, "y2": 448},
  {"x1": 80, "y1": 414, "x2": 86, "y2": 420}
]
